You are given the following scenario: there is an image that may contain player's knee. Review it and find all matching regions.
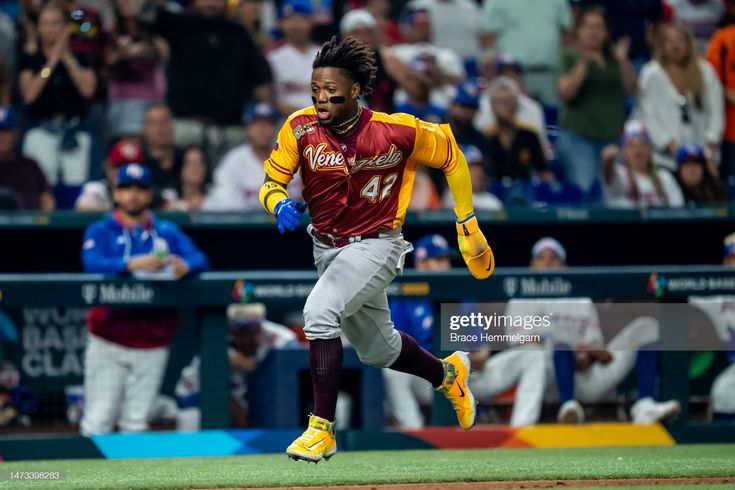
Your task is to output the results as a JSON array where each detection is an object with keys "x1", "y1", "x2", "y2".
[
  {"x1": 358, "y1": 351, "x2": 392, "y2": 368},
  {"x1": 357, "y1": 344, "x2": 401, "y2": 368},
  {"x1": 303, "y1": 297, "x2": 340, "y2": 339}
]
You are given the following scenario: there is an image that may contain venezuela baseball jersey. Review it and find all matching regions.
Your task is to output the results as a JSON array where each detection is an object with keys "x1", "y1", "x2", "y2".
[{"x1": 264, "y1": 106, "x2": 461, "y2": 237}]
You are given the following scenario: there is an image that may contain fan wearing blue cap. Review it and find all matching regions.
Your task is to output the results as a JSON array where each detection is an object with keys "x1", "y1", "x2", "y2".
[
  {"x1": 674, "y1": 143, "x2": 728, "y2": 205},
  {"x1": 268, "y1": 0, "x2": 319, "y2": 116},
  {"x1": 204, "y1": 103, "x2": 304, "y2": 211},
  {"x1": 413, "y1": 234, "x2": 454, "y2": 270},
  {"x1": 601, "y1": 120, "x2": 685, "y2": 208},
  {"x1": 448, "y1": 80, "x2": 488, "y2": 154}
]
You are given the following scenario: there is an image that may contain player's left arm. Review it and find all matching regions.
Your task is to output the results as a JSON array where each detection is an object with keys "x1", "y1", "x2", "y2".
[{"x1": 410, "y1": 120, "x2": 494, "y2": 279}]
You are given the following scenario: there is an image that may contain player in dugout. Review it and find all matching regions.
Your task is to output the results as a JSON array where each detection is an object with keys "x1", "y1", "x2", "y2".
[{"x1": 80, "y1": 163, "x2": 209, "y2": 436}]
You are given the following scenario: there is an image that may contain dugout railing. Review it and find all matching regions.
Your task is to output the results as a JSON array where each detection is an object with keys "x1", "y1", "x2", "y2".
[{"x1": 0, "y1": 266, "x2": 734, "y2": 442}]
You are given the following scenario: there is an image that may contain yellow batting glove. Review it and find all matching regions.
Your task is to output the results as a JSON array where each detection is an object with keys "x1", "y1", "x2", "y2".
[{"x1": 456, "y1": 213, "x2": 495, "y2": 280}]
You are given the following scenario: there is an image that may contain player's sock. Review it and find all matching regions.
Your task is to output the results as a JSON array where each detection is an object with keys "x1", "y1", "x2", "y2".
[
  {"x1": 388, "y1": 332, "x2": 444, "y2": 387},
  {"x1": 309, "y1": 338, "x2": 343, "y2": 421},
  {"x1": 636, "y1": 349, "x2": 658, "y2": 399},
  {"x1": 553, "y1": 346, "x2": 575, "y2": 403}
]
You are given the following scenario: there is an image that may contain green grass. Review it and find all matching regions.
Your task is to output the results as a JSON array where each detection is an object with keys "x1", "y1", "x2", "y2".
[{"x1": 0, "y1": 445, "x2": 733, "y2": 490}]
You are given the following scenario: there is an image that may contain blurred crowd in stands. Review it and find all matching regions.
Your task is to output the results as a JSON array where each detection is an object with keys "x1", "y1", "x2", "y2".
[
  {"x1": 1, "y1": 0, "x2": 735, "y2": 212},
  {"x1": 3, "y1": 0, "x2": 735, "y2": 434}
]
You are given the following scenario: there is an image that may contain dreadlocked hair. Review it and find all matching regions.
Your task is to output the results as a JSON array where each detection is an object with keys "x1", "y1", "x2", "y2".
[{"x1": 313, "y1": 36, "x2": 377, "y2": 96}]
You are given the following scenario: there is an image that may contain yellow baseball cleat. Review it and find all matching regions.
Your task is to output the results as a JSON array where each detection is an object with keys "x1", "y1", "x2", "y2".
[
  {"x1": 436, "y1": 351, "x2": 477, "y2": 430},
  {"x1": 286, "y1": 414, "x2": 337, "y2": 463}
]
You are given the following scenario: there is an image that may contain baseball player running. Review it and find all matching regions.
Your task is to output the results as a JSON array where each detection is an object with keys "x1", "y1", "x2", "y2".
[{"x1": 259, "y1": 37, "x2": 494, "y2": 462}]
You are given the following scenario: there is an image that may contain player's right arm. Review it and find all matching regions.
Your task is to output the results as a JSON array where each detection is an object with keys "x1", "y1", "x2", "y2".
[{"x1": 259, "y1": 117, "x2": 307, "y2": 234}]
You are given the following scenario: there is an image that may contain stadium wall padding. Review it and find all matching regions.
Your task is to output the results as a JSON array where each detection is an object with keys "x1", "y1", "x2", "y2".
[
  {"x1": 0, "y1": 209, "x2": 733, "y2": 272},
  {"x1": 0, "y1": 423, "x2": 718, "y2": 462}
]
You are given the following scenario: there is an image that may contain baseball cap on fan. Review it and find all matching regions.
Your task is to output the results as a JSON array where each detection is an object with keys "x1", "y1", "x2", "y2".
[
  {"x1": 0, "y1": 107, "x2": 17, "y2": 130},
  {"x1": 676, "y1": 144, "x2": 707, "y2": 166},
  {"x1": 227, "y1": 303, "x2": 266, "y2": 330},
  {"x1": 340, "y1": 9, "x2": 377, "y2": 34},
  {"x1": 243, "y1": 103, "x2": 279, "y2": 124},
  {"x1": 453, "y1": 80, "x2": 480, "y2": 110},
  {"x1": 531, "y1": 237, "x2": 567, "y2": 262},
  {"x1": 495, "y1": 54, "x2": 523, "y2": 74},
  {"x1": 107, "y1": 141, "x2": 143, "y2": 168},
  {"x1": 414, "y1": 234, "x2": 456, "y2": 263},
  {"x1": 403, "y1": 8, "x2": 431, "y2": 26},
  {"x1": 461, "y1": 144, "x2": 484, "y2": 165},
  {"x1": 278, "y1": 0, "x2": 313, "y2": 18},
  {"x1": 621, "y1": 120, "x2": 651, "y2": 146},
  {"x1": 116, "y1": 163, "x2": 152, "y2": 189}
]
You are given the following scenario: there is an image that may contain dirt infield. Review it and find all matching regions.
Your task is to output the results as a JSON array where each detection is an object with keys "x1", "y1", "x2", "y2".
[{"x1": 213, "y1": 477, "x2": 735, "y2": 490}]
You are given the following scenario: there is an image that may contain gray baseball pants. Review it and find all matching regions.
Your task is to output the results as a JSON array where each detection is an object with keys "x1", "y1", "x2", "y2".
[{"x1": 303, "y1": 225, "x2": 413, "y2": 367}]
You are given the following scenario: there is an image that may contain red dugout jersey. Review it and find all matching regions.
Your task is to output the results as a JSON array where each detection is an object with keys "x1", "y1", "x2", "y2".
[{"x1": 264, "y1": 106, "x2": 462, "y2": 237}]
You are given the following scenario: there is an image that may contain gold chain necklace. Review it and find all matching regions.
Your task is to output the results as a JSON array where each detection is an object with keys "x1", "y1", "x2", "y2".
[{"x1": 332, "y1": 106, "x2": 362, "y2": 135}]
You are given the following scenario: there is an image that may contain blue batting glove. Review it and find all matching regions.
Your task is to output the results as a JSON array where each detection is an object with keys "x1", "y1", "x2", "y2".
[{"x1": 274, "y1": 199, "x2": 307, "y2": 234}]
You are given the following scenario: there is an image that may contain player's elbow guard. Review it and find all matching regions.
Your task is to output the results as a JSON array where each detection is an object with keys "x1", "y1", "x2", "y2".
[{"x1": 259, "y1": 181, "x2": 289, "y2": 214}]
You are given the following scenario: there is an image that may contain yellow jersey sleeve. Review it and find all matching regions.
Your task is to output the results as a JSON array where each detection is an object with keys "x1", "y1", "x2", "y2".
[
  {"x1": 264, "y1": 119, "x2": 301, "y2": 185},
  {"x1": 409, "y1": 117, "x2": 473, "y2": 219},
  {"x1": 409, "y1": 119, "x2": 463, "y2": 175}
]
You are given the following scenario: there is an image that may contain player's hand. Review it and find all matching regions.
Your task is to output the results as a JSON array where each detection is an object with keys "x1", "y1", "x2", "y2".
[
  {"x1": 274, "y1": 199, "x2": 307, "y2": 234},
  {"x1": 456, "y1": 213, "x2": 494, "y2": 280},
  {"x1": 127, "y1": 254, "x2": 165, "y2": 273},
  {"x1": 601, "y1": 145, "x2": 619, "y2": 168},
  {"x1": 575, "y1": 351, "x2": 592, "y2": 372},
  {"x1": 168, "y1": 255, "x2": 190, "y2": 279},
  {"x1": 588, "y1": 349, "x2": 613, "y2": 365},
  {"x1": 469, "y1": 348, "x2": 491, "y2": 371},
  {"x1": 229, "y1": 351, "x2": 257, "y2": 372}
]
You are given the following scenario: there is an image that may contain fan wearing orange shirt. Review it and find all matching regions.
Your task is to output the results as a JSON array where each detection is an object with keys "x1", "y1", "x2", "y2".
[{"x1": 707, "y1": 22, "x2": 735, "y2": 180}]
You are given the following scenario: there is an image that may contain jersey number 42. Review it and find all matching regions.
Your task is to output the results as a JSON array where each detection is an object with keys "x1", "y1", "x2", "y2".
[{"x1": 360, "y1": 173, "x2": 398, "y2": 204}]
